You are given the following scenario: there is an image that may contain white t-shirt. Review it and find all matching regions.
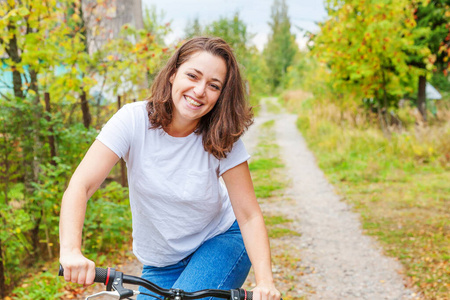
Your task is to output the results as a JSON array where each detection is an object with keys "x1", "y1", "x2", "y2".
[{"x1": 96, "y1": 101, "x2": 250, "y2": 267}]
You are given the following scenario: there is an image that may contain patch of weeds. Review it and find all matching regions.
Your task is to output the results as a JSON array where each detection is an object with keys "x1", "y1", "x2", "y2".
[
  {"x1": 268, "y1": 227, "x2": 301, "y2": 239},
  {"x1": 249, "y1": 158, "x2": 284, "y2": 172},
  {"x1": 261, "y1": 119, "x2": 276, "y2": 128},
  {"x1": 249, "y1": 120, "x2": 286, "y2": 199},
  {"x1": 264, "y1": 215, "x2": 301, "y2": 239},
  {"x1": 264, "y1": 215, "x2": 292, "y2": 226},
  {"x1": 10, "y1": 261, "x2": 66, "y2": 300},
  {"x1": 266, "y1": 100, "x2": 282, "y2": 114}
]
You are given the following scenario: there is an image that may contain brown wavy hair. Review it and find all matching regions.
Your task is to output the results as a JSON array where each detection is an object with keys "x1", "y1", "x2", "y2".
[{"x1": 147, "y1": 37, "x2": 253, "y2": 159}]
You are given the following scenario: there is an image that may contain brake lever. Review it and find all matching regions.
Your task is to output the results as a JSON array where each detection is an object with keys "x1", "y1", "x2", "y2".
[
  {"x1": 85, "y1": 290, "x2": 120, "y2": 299},
  {"x1": 85, "y1": 290, "x2": 140, "y2": 299},
  {"x1": 111, "y1": 270, "x2": 136, "y2": 299}
]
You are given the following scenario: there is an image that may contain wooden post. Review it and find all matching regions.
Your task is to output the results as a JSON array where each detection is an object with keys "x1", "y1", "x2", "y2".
[{"x1": 417, "y1": 75, "x2": 427, "y2": 123}]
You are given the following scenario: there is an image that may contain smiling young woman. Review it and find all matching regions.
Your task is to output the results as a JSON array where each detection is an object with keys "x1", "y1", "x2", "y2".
[
  {"x1": 59, "y1": 37, "x2": 281, "y2": 300},
  {"x1": 167, "y1": 51, "x2": 227, "y2": 137}
]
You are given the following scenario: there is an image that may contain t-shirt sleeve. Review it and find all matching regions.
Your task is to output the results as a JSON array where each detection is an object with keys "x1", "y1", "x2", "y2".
[
  {"x1": 219, "y1": 138, "x2": 251, "y2": 176},
  {"x1": 96, "y1": 105, "x2": 134, "y2": 159}
]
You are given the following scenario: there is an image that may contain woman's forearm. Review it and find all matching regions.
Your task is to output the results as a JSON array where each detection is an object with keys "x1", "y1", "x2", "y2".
[
  {"x1": 238, "y1": 214, "x2": 275, "y2": 285},
  {"x1": 59, "y1": 186, "x2": 89, "y2": 255}
]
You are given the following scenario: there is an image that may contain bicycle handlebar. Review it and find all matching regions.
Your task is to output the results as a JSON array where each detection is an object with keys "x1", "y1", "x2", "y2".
[{"x1": 59, "y1": 265, "x2": 254, "y2": 300}]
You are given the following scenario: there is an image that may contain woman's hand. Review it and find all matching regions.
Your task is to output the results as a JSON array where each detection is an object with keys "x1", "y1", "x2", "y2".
[
  {"x1": 251, "y1": 282, "x2": 282, "y2": 300},
  {"x1": 59, "y1": 251, "x2": 96, "y2": 286}
]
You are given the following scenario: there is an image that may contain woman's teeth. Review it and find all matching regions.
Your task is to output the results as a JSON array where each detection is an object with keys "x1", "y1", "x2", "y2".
[{"x1": 185, "y1": 96, "x2": 202, "y2": 107}]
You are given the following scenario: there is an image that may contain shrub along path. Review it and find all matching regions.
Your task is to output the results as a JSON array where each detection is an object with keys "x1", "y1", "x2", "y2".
[{"x1": 78, "y1": 98, "x2": 420, "y2": 300}]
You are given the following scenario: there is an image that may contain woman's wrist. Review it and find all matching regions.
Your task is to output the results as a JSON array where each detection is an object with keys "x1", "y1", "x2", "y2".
[{"x1": 60, "y1": 245, "x2": 82, "y2": 257}]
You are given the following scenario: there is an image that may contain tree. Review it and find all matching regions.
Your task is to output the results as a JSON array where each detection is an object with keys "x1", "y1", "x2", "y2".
[
  {"x1": 204, "y1": 13, "x2": 269, "y2": 98},
  {"x1": 184, "y1": 17, "x2": 203, "y2": 39},
  {"x1": 263, "y1": 0, "x2": 299, "y2": 91},
  {"x1": 310, "y1": 0, "x2": 432, "y2": 131},
  {"x1": 0, "y1": 0, "x2": 63, "y2": 294},
  {"x1": 143, "y1": 5, "x2": 171, "y2": 45}
]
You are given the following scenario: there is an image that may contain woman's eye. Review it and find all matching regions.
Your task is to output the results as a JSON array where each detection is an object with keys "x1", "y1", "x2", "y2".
[
  {"x1": 186, "y1": 73, "x2": 196, "y2": 79},
  {"x1": 210, "y1": 84, "x2": 221, "y2": 91}
]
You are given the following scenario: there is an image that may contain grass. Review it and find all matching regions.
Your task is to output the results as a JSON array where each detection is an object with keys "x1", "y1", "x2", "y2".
[
  {"x1": 249, "y1": 119, "x2": 286, "y2": 199},
  {"x1": 284, "y1": 91, "x2": 450, "y2": 299},
  {"x1": 264, "y1": 215, "x2": 301, "y2": 239}
]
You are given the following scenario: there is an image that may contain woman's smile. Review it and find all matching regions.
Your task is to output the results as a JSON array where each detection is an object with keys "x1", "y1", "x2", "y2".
[{"x1": 184, "y1": 95, "x2": 203, "y2": 108}]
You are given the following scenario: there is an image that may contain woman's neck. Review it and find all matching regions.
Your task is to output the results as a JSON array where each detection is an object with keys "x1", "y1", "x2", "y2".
[{"x1": 165, "y1": 119, "x2": 198, "y2": 137}]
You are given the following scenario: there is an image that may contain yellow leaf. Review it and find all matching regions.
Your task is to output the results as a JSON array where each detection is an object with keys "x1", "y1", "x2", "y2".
[
  {"x1": 16, "y1": 228, "x2": 21, "y2": 234},
  {"x1": 72, "y1": 13, "x2": 80, "y2": 22},
  {"x1": 17, "y1": 6, "x2": 29, "y2": 17}
]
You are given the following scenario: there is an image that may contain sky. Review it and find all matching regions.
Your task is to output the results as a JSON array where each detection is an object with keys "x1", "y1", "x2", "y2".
[{"x1": 141, "y1": 0, "x2": 328, "y2": 50}]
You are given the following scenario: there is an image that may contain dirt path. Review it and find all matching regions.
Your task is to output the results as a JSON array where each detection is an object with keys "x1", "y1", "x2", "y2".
[
  {"x1": 242, "y1": 98, "x2": 420, "y2": 299},
  {"x1": 78, "y1": 98, "x2": 420, "y2": 300}
]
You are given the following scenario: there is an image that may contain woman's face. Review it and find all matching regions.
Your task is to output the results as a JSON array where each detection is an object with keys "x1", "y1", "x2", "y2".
[{"x1": 170, "y1": 51, "x2": 227, "y2": 127}]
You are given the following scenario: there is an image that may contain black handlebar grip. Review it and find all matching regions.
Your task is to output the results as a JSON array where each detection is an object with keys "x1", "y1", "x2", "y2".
[
  {"x1": 247, "y1": 291, "x2": 253, "y2": 300},
  {"x1": 93, "y1": 267, "x2": 108, "y2": 283},
  {"x1": 58, "y1": 265, "x2": 109, "y2": 284}
]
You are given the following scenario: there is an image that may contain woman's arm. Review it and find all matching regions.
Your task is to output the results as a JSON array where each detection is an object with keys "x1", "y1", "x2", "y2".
[
  {"x1": 59, "y1": 140, "x2": 120, "y2": 286},
  {"x1": 222, "y1": 161, "x2": 281, "y2": 300}
]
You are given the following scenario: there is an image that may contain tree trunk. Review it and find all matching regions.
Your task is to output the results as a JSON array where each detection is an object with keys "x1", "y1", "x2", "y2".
[
  {"x1": 27, "y1": 69, "x2": 44, "y2": 260},
  {"x1": 0, "y1": 239, "x2": 5, "y2": 299},
  {"x1": 21, "y1": 69, "x2": 42, "y2": 194},
  {"x1": 1, "y1": 130, "x2": 10, "y2": 205},
  {"x1": 417, "y1": 75, "x2": 427, "y2": 122},
  {"x1": 30, "y1": 210, "x2": 42, "y2": 261},
  {"x1": 44, "y1": 93, "x2": 57, "y2": 165},
  {"x1": 12, "y1": 69, "x2": 24, "y2": 99},
  {"x1": 80, "y1": 90, "x2": 92, "y2": 129},
  {"x1": 6, "y1": 24, "x2": 24, "y2": 99}
]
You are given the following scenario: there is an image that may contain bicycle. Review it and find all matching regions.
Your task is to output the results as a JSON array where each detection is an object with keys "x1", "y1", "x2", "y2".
[{"x1": 59, "y1": 265, "x2": 256, "y2": 300}]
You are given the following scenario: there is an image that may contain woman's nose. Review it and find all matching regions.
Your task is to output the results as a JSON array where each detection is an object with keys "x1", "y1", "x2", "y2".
[{"x1": 193, "y1": 83, "x2": 206, "y2": 97}]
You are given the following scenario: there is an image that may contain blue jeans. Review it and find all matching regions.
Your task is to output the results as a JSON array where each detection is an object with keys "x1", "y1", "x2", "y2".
[{"x1": 137, "y1": 220, "x2": 251, "y2": 300}]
